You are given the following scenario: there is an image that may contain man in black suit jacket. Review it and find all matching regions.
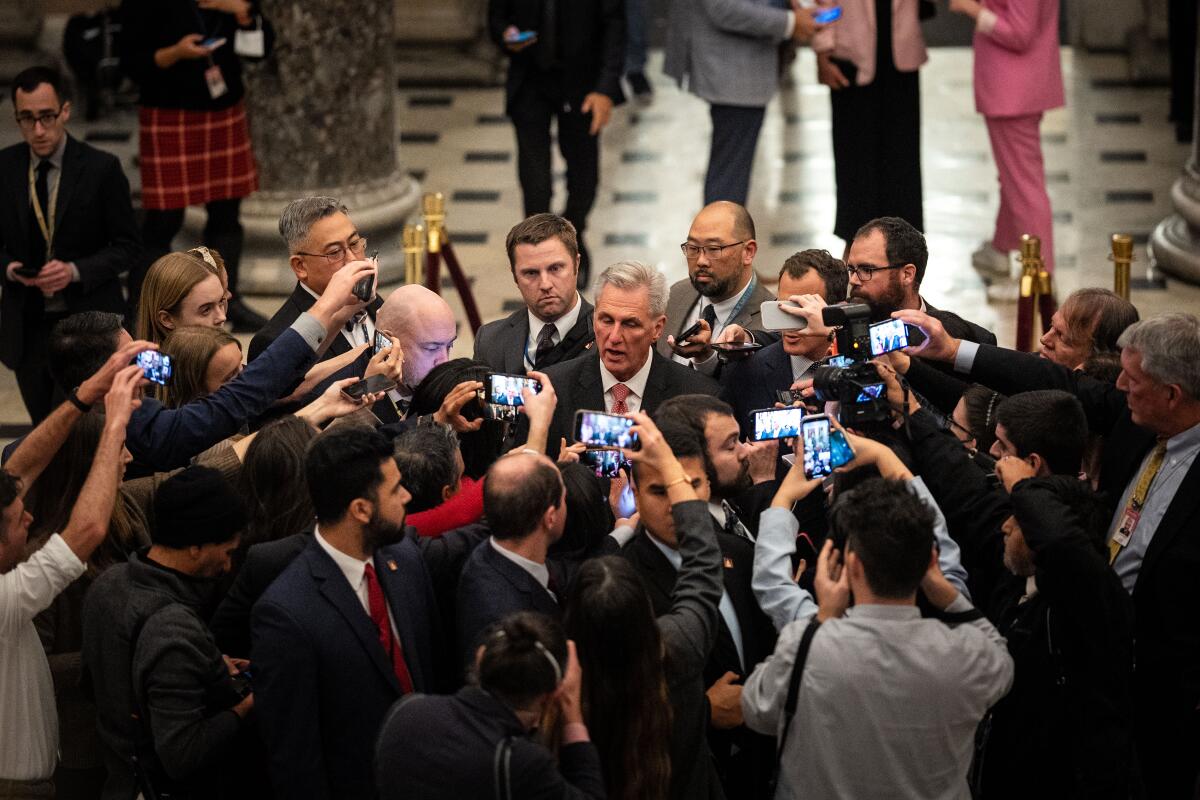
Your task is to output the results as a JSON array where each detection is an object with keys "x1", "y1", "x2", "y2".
[
  {"x1": 475, "y1": 214, "x2": 595, "y2": 373},
  {"x1": 536, "y1": 261, "x2": 719, "y2": 459},
  {"x1": 847, "y1": 216, "x2": 996, "y2": 346},
  {"x1": 456, "y1": 453, "x2": 567, "y2": 668},
  {"x1": 1, "y1": 67, "x2": 139, "y2": 422},
  {"x1": 903, "y1": 309, "x2": 1200, "y2": 798},
  {"x1": 620, "y1": 429, "x2": 777, "y2": 799},
  {"x1": 251, "y1": 427, "x2": 441, "y2": 800},
  {"x1": 487, "y1": 0, "x2": 625, "y2": 284}
]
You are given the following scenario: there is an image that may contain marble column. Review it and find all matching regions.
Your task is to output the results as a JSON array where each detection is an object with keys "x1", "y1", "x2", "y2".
[
  {"x1": 395, "y1": 0, "x2": 503, "y2": 86},
  {"x1": 215, "y1": 0, "x2": 420, "y2": 293},
  {"x1": 1151, "y1": 13, "x2": 1200, "y2": 285}
]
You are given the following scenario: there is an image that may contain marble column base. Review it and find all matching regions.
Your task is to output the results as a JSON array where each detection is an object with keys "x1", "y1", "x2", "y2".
[
  {"x1": 184, "y1": 170, "x2": 422, "y2": 295},
  {"x1": 1151, "y1": 166, "x2": 1200, "y2": 284}
]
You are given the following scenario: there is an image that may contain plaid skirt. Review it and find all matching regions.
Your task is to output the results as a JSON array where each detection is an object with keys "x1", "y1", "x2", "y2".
[{"x1": 138, "y1": 102, "x2": 259, "y2": 210}]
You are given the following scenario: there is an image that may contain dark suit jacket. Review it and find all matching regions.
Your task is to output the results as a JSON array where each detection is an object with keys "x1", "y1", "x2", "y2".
[
  {"x1": 455, "y1": 539, "x2": 562, "y2": 669},
  {"x1": 622, "y1": 526, "x2": 777, "y2": 797},
  {"x1": 925, "y1": 300, "x2": 997, "y2": 346},
  {"x1": 376, "y1": 686, "x2": 605, "y2": 800},
  {"x1": 473, "y1": 296, "x2": 595, "y2": 374},
  {"x1": 538, "y1": 349, "x2": 721, "y2": 459},
  {"x1": 248, "y1": 281, "x2": 382, "y2": 363},
  {"x1": 965, "y1": 343, "x2": 1200, "y2": 785},
  {"x1": 0, "y1": 135, "x2": 139, "y2": 368},
  {"x1": 719, "y1": 340, "x2": 794, "y2": 438},
  {"x1": 656, "y1": 276, "x2": 777, "y2": 360},
  {"x1": 251, "y1": 535, "x2": 441, "y2": 800},
  {"x1": 487, "y1": 0, "x2": 626, "y2": 113}
]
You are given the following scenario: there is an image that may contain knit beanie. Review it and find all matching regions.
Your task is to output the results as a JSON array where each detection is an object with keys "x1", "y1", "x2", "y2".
[{"x1": 153, "y1": 466, "x2": 248, "y2": 548}]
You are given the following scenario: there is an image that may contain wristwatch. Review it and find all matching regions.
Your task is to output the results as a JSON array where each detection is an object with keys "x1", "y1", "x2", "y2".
[{"x1": 68, "y1": 386, "x2": 92, "y2": 413}]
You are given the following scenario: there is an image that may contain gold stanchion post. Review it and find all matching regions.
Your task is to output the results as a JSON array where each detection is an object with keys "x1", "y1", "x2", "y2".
[
  {"x1": 422, "y1": 192, "x2": 445, "y2": 255},
  {"x1": 403, "y1": 224, "x2": 424, "y2": 286},
  {"x1": 1016, "y1": 235, "x2": 1043, "y2": 352},
  {"x1": 1110, "y1": 234, "x2": 1133, "y2": 301}
]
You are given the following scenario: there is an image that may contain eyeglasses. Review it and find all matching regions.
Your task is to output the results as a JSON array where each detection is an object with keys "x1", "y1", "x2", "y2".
[
  {"x1": 296, "y1": 235, "x2": 368, "y2": 265},
  {"x1": 846, "y1": 263, "x2": 905, "y2": 282},
  {"x1": 680, "y1": 240, "x2": 746, "y2": 260},
  {"x1": 15, "y1": 110, "x2": 62, "y2": 130}
]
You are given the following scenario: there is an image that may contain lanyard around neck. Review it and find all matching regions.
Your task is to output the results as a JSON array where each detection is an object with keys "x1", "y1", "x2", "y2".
[
  {"x1": 28, "y1": 159, "x2": 58, "y2": 257},
  {"x1": 700, "y1": 273, "x2": 758, "y2": 332}
]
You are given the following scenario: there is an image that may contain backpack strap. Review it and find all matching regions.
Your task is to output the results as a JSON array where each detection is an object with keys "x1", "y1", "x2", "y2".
[
  {"x1": 493, "y1": 736, "x2": 514, "y2": 800},
  {"x1": 776, "y1": 617, "x2": 821, "y2": 765}
]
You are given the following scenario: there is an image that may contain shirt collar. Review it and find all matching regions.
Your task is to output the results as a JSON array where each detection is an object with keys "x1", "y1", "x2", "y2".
[
  {"x1": 32, "y1": 134, "x2": 67, "y2": 170},
  {"x1": 645, "y1": 530, "x2": 683, "y2": 571},
  {"x1": 698, "y1": 275, "x2": 754, "y2": 325},
  {"x1": 1165, "y1": 419, "x2": 1200, "y2": 453},
  {"x1": 844, "y1": 604, "x2": 922, "y2": 620},
  {"x1": 489, "y1": 537, "x2": 550, "y2": 591},
  {"x1": 314, "y1": 525, "x2": 371, "y2": 592},
  {"x1": 600, "y1": 349, "x2": 654, "y2": 399},
  {"x1": 708, "y1": 501, "x2": 727, "y2": 527},
  {"x1": 527, "y1": 292, "x2": 582, "y2": 342},
  {"x1": 789, "y1": 354, "x2": 815, "y2": 379}
]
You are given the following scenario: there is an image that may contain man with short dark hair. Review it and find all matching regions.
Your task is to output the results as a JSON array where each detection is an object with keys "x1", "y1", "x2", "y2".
[
  {"x1": 990, "y1": 389, "x2": 1088, "y2": 476},
  {"x1": 456, "y1": 452, "x2": 567, "y2": 667},
  {"x1": 721, "y1": 249, "x2": 848, "y2": 436},
  {"x1": 0, "y1": 66, "x2": 140, "y2": 423},
  {"x1": 848, "y1": 216, "x2": 995, "y2": 344},
  {"x1": 474, "y1": 214, "x2": 594, "y2": 373},
  {"x1": 83, "y1": 467, "x2": 253, "y2": 800},
  {"x1": 742, "y1": 477, "x2": 1012, "y2": 798},
  {"x1": 393, "y1": 425, "x2": 462, "y2": 514},
  {"x1": 252, "y1": 426, "x2": 438, "y2": 800}
]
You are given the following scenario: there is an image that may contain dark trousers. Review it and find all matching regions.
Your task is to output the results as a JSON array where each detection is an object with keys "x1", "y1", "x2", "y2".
[
  {"x1": 134, "y1": 197, "x2": 244, "y2": 305},
  {"x1": 15, "y1": 312, "x2": 67, "y2": 424},
  {"x1": 829, "y1": 64, "x2": 923, "y2": 240},
  {"x1": 511, "y1": 83, "x2": 599, "y2": 239},
  {"x1": 705, "y1": 104, "x2": 766, "y2": 206}
]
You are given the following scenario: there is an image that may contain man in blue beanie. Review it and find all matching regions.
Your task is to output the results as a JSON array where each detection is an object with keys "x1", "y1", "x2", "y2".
[{"x1": 82, "y1": 466, "x2": 254, "y2": 800}]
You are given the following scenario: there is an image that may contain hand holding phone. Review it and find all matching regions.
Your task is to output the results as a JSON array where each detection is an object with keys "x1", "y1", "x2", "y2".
[
  {"x1": 752, "y1": 406, "x2": 804, "y2": 441},
  {"x1": 134, "y1": 350, "x2": 173, "y2": 385},
  {"x1": 340, "y1": 373, "x2": 396, "y2": 402},
  {"x1": 574, "y1": 410, "x2": 639, "y2": 450},
  {"x1": 200, "y1": 36, "x2": 228, "y2": 50},
  {"x1": 799, "y1": 413, "x2": 854, "y2": 479},
  {"x1": 487, "y1": 372, "x2": 542, "y2": 407},
  {"x1": 352, "y1": 252, "x2": 380, "y2": 303},
  {"x1": 868, "y1": 318, "x2": 925, "y2": 357}
]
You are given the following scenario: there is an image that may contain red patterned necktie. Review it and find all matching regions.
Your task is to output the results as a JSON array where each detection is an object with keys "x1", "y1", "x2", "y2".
[
  {"x1": 363, "y1": 562, "x2": 414, "y2": 694},
  {"x1": 610, "y1": 382, "x2": 631, "y2": 414}
]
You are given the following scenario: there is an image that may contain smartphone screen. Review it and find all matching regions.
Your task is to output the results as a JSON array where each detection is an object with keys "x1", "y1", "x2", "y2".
[
  {"x1": 487, "y1": 373, "x2": 541, "y2": 407},
  {"x1": 814, "y1": 6, "x2": 843, "y2": 23},
  {"x1": 581, "y1": 448, "x2": 629, "y2": 479},
  {"x1": 341, "y1": 374, "x2": 396, "y2": 400},
  {"x1": 752, "y1": 407, "x2": 804, "y2": 441},
  {"x1": 801, "y1": 415, "x2": 834, "y2": 479},
  {"x1": 135, "y1": 350, "x2": 172, "y2": 385},
  {"x1": 830, "y1": 429, "x2": 854, "y2": 469},
  {"x1": 869, "y1": 318, "x2": 909, "y2": 357},
  {"x1": 826, "y1": 354, "x2": 852, "y2": 368},
  {"x1": 856, "y1": 383, "x2": 886, "y2": 403},
  {"x1": 373, "y1": 330, "x2": 392, "y2": 355},
  {"x1": 574, "y1": 410, "x2": 638, "y2": 450}
]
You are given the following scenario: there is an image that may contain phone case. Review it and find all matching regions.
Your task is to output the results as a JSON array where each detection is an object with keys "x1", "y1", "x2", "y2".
[{"x1": 760, "y1": 301, "x2": 809, "y2": 332}]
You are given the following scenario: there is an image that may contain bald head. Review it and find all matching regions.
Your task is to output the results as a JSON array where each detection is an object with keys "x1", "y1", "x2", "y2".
[
  {"x1": 694, "y1": 201, "x2": 755, "y2": 242},
  {"x1": 484, "y1": 453, "x2": 566, "y2": 542},
  {"x1": 377, "y1": 284, "x2": 458, "y2": 390}
]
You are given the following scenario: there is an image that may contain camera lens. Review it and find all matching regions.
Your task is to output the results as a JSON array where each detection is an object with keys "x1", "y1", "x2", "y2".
[{"x1": 811, "y1": 365, "x2": 842, "y2": 402}]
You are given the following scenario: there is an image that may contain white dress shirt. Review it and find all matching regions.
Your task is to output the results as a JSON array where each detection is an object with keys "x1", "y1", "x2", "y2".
[
  {"x1": 314, "y1": 528, "x2": 399, "y2": 640},
  {"x1": 300, "y1": 282, "x2": 376, "y2": 349},
  {"x1": 0, "y1": 533, "x2": 85, "y2": 780},
  {"x1": 489, "y1": 537, "x2": 555, "y2": 600},
  {"x1": 524, "y1": 293, "x2": 583, "y2": 370},
  {"x1": 599, "y1": 350, "x2": 654, "y2": 414},
  {"x1": 673, "y1": 277, "x2": 757, "y2": 367},
  {"x1": 789, "y1": 355, "x2": 816, "y2": 382}
]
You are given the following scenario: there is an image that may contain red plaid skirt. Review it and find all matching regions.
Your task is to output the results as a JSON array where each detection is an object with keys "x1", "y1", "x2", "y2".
[{"x1": 138, "y1": 102, "x2": 259, "y2": 210}]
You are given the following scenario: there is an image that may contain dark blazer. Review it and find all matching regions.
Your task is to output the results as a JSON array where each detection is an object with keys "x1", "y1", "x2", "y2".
[
  {"x1": 487, "y1": 0, "x2": 626, "y2": 113},
  {"x1": 0, "y1": 135, "x2": 139, "y2": 368},
  {"x1": 248, "y1": 281, "x2": 382, "y2": 363},
  {"x1": 126, "y1": 327, "x2": 318, "y2": 473},
  {"x1": 719, "y1": 340, "x2": 794, "y2": 438},
  {"x1": 456, "y1": 539, "x2": 562, "y2": 669},
  {"x1": 251, "y1": 536, "x2": 441, "y2": 800},
  {"x1": 376, "y1": 686, "x2": 605, "y2": 800},
  {"x1": 925, "y1": 300, "x2": 997, "y2": 346},
  {"x1": 473, "y1": 295, "x2": 595, "y2": 374},
  {"x1": 622, "y1": 526, "x2": 777, "y2": 799},
  {"x1": 965, "y1": 343, "x2": 1200, "y2": 796},
  {"x1": 656, "y1": 276, "x2": 777, "y2": 360},
  {"x1": 538, "y1": 349, "x2": 720, "y2": 459}
]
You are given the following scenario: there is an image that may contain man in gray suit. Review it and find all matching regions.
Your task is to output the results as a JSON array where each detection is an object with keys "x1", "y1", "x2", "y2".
[
  {"x1": 658, "y1": 202, "x2": 777, "y2": 375},
  {"x1": 474, "y1": 214, "x2": 595, "y2": 374},
  {"x1": 664, "y1": 0, "x2": 823, "y2": 204}
]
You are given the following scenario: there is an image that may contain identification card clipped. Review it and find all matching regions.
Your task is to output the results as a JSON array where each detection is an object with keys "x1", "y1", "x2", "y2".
[
  {"x1": 1113, "y1": 506, "x2": 1141, "y2": 548},
  {"x1": 235, "y1": 27, "x2": 265, "y2": 58},
  {"x1": 204, "y1": 64, "x2": 228, "y2": 99}
]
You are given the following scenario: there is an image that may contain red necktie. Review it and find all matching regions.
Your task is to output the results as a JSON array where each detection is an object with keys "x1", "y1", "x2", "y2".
[
  {"x1": 611, "y1": 382, "x2": 631, "y2": 414},
  {"x1": 363, "y1": 562, "x2": 414, "y2": 694}
]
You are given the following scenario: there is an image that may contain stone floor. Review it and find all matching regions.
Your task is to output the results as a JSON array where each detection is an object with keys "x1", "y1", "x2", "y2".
[{"x1": 0, "y1": 43, "x2": 1194, "y2": 433}]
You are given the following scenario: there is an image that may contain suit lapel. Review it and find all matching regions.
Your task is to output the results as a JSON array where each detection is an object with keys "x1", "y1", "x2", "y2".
[
  {"x1": 12, "y1": 146, "x2": 30, "y2": 240},
  {"x1": 52, "y1": 136, "x2": 81, "y2": 235},
  {"x1": 307, "y1": 543, "x2": 401, "y2": 693},
  {"x1": 577, "y1": 350, "x2": 606, "y2": 412},
  {"x1": 504, "y1": 312, "x2": 528, "y2": 373},
  {"x1": 483, "y1": 542, "x2": 558, "y2": 614},
  {"x1": 628, "y1": 532, "x2": 679, "y2": 612},
  {"x1": 374, "y1": 544, "x2": 426, "y2": 691},
  {"x1": 641, "y1": 351, "x2": 671, "y2": 415},
  {"x1": 734, "y1": 277, "x2": 775, "y2": 334},
  {"x1": 1137, "y1": 459, "x2": 1200, "y2": 589},
  {"x1": 658, "y1": 284, "x2": 699, "y2": 358}
]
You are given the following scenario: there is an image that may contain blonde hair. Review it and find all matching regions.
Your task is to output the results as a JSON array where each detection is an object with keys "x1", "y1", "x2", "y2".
[
  {"x1": 136, "y1": 251, "x2": 220, "y2": 344},
  {"x1": 157, "y1": 325, "x2": 241, "y2": 407}
]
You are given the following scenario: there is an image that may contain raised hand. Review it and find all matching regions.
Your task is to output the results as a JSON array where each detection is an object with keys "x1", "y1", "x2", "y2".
[{"x1": 79, "y1": 339, "x2": 158, "y2": 406}]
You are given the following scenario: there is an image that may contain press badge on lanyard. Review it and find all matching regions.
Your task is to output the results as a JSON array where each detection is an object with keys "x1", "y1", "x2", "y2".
[
  {"x1": 1112, "y1": 505, "x2": 1141, "y2": 548},
  {"x1": 205, "y1": 60, "x2": 228, "y2": 100}
]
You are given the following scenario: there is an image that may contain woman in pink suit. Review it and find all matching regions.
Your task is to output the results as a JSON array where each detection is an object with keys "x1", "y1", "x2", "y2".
[{"x1": 952, "y1": 0, "x2": 1064, "y2": 280}]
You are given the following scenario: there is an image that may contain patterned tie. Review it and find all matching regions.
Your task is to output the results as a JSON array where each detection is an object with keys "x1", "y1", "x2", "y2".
[
  {"x1": 534, "y1": 322, "x2": 557, "y2": 369},
  {"x1": 1109, "y1": 440, "x2": 1168, "y2": 565},
  {"x1": 610, "y1": 382, "x2": 631, "y2": 414},
  {"x1": 363, "y1": 562, "x2": 414, "y2": 693}
]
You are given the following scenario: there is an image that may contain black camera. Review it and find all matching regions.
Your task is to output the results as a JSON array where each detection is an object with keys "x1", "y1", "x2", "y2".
[
  {"x1": 821, "y1": 303, "x2": 872, "y2": 364},
  {"x1": 811, "y1": 362, "x2": 891, "y2": 426}
]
